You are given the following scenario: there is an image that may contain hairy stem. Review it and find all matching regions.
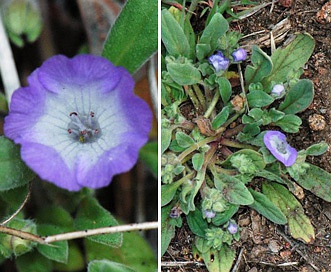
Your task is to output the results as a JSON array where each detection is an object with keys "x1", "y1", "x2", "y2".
[{"x1": 204, "y1": 91, "x2": 220, "y2": 118}]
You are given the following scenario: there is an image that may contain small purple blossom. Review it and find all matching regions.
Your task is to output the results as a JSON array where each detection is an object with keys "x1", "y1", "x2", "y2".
[
  {"x1": 271, "y1": 84, "x2": 285, "y2": 97},
  {"x1": 264, "y1": 131, "x2": 298, "y2": 167},
  {"x1": 208, "y1": 51, "x2": 229, "y2": 72},
  {"x1": 204, "y1": 209, "x2": 216, "y2": 219},
  {"x1": 4, "y1": 55, "x2": 152, "y2": 191},
  {"x1": 169, "y1": 206, "x2": 181, "y2": 218},
  {"x1": 227, "y1": 221, "x2": 238, "y2": 234},
  {"x1": 232, "y1": 48, "x2": 247, "y2": 62}
]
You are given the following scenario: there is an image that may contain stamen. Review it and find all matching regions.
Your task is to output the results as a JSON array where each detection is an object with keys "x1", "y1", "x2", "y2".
[
  {"x1": 276, "y1": 141, "x2": 287, "y2": 154},
  {"x1": 67, "y1": 111, "x2": 101, "y2": 143}
]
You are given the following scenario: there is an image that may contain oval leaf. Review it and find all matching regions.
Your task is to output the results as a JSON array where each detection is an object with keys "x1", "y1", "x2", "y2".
[
  {"x1": 296, "y1": 163, "x2": 331, "y2": 202},
  {"x1": 263, "y1": 33, "x2": 315, "y2": 86},
  {"x1": 37, "y1": 224, "x2": 68, "y2": 263},
  {"x1": 175, "y1": 131, "x2": 195, "y2": 148},
  {"x1": 305, "y1": 142, "x2": 328, "y2": 156},
  {"x1": 247, "y1": 90, "x2": 274, "y2": 108},
  {"x1": 214, "y1": 174, "x2": 254, "y2": 205},
  {"x1": 212, "y1": 106, "x2": 230, "y2": 129},
  {"x1": 274, "y1": 114, "x2": 302, "y2": 133},
  {"x1": 248, "y1": 188, "x2": 287, "y2": 224},
  {"x1": 74, "y1": 197, "x2": 122, "y2": 247},
  {"x1": 186, "y1": 208, "x2": 208, "y2": 237},
  {"x1": 202, "y1": 245, "x2": 236, "y2": 272},
  {"x1": 102, "y1": 0, "x2": 157, "y2": 74},
  {"x1": 161, "y1": 9, "x2": 190, "y2": 58},
  {"x1": 139, "y1": 141, "x2": 158, "y2": 176},
  {"x1": 217, "y1": 77, "x2": 232, "y2": 104},
  {"x1": 192, "y1": 152, "x2": 204, "y2": 171},
  {"x1": 278, "y1": 79, "x2": 314, "y2": 114},
  {"x1": 0, "y1": 136, "x2": 35, "y2": 191},
  {"x1": 88, "y1": 260, "x2": 136, "y2": 272},
  {"x1": 167, "y1": 62, "x2": 201, "y2": 85},
  {"x1": 262, "y1": 182, "x2": 315, "y2": 243},
  {"x1": 161, "y1": 180, "x2": 185, "y2": 206},
  {"x1": 244, "y1": 45, "x2": 273, "y2": 84}
]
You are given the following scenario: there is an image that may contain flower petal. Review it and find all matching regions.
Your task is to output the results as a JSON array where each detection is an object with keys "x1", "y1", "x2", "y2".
[
  {"x1": 264, "y1": 131, "x2": 297, "y2": 167},
  {"x1": 4, "y1": 55, "x2": 152, "y2": 191},
  {"x1": 38, "y1": 55, "x2": 122, "y2": 94}
]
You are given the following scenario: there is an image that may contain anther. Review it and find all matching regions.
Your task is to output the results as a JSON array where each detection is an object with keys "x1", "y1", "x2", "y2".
[
  {"x1": 70, "y1": 112, "x2": 78, "y2": 116},
  {"x1": 67, "y1": 129, "x2": 72, "y2": 134},
  {"x1": 90, "y1": 111, "x2": 95, "y2": 118}
]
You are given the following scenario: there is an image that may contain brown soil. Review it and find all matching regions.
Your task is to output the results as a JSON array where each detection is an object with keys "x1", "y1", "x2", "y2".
[{"x1": 162, "y1": 1, "x2": 331, "y2": 271}]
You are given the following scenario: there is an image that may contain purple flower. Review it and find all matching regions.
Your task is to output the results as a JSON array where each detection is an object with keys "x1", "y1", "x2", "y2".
[
  {"x1": 232, "y1": 48, "x2": 247, "y2": 62},
  {"x1": 208, "y1": 51, "x2": 229, "y2": 72},
  {"x1": 227, "y1": 221, "x2": 238, "y2": 234},
  {"x1": 204, "y1": 209, "x2": 216, "y2": 219},
  {"x1": 264, "y1": 131, "x2": 298, "y2": 167},
  {"x1": 4, "y1": 55, "x2": 152, "y2": 191},
  {"x1": 271, "y1": 84, "x2": 285, "y2": 97}
]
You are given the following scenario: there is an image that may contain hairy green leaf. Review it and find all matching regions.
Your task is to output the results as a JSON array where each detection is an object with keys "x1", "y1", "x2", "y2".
[
  {"x1": 216, "y1": 77, "x2": 232, "y2": 104},
  {"x1": 37, "y1": 225, "x2": 68, "y2": 263},
  {"x1": 74, "y1": 197, "x2": 122, "y2": 247},
  {"x1": 161, "y1": 9, "x2": 190, "y2": 58},
  {"x1": 161, "y1": 205, "x2": 182, "y2": 256},
  {"x1": 305, "y1": 142, "x2": 328, "y2": 156},
  {"x1": 167, "y1": 62, "x2": 201, "y2": 85},
  {"x1": 16, "y1": 251, "x2": 52, "y2": 272},
  {"x1": 244, "y1": 45, "x2": 273, "y2": 84},
  {"x1": 249, "y1": 188, "x2": 287, "y2": 224},
  {"x1": 296, "y1": 163, "x2": 331, "y2": 202},
  {"x1": 196, "y1": 13, "x2": 229, "y2": 60},
  {"x1": 161, "y1": 180, "x2": 184, "y2": 206},
  {"x1": 247, "y1": 90, "x2": 274, "y2": 108},
  {"x1": 139, "y1": 141, "x2": 158, "y2": 176},
  {"x1": 202, "y1": 245, "x2": 236, "y2": 272},
  {"x1": 192, "y1": 152, "x2": 205, "y2": 171},
  {"x1": 214, "y1": 174, "x2": 254, "y2": 205},
  {"x1": 262, "y1": 182, "x2": 315, "y2": 243},
  {"x1": 262, "y1": 33, "x2": 315, "y2": 86},
  {"x1": 0, "y1": 136, "x2": 35, "y2": 191},
  {"x1": 102, "y1": 0, "x2": 157, "y2": 74},
  {"x1": 88, "y1": 260, "x2": 136, "y2": 272},
  {"x1": 274, "y1": 114, "x2": 302, "y2": 133},
  {"x1": 278, "y1": 79, "x2": 314, "y2": 114},
  {"x1": 212, "y1": 106, "x2": 230, "y2": 129},
  {"x1": 187, "y1": 208, "x2": 208, "y2": 237}
]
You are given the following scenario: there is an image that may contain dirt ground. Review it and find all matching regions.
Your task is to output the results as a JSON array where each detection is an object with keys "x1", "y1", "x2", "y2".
[{"x1": 162, "y1": 1, "x2": 331, "y2": 271}]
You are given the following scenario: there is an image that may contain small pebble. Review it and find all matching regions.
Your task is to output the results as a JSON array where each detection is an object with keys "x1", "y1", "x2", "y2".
[
  {"x1": 308, "y1": 113, "x2": 326, "y2": 131},
  {"x1": 280, "y1": 249, "x2": 292, "y2": 259},
  {"x1": 268, "y1": 240, "x2": 281, "y2": 253},
  {"x1": 316, "y1": 1, "x2": 331, "y2": 24}
]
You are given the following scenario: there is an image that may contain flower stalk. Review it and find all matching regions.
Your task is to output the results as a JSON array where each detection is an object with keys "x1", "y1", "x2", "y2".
[{"x1": 0, "y1": 13, "x2": 20, "y2": 105}]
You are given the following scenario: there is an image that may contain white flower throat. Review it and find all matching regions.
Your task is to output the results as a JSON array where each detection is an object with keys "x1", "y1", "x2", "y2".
[
  {"x1": 276, "y1": 140, "x2": 287, "y2": 154},
  {"x1": 67, "y1": 111, "x2": 101, "y2": 143}
]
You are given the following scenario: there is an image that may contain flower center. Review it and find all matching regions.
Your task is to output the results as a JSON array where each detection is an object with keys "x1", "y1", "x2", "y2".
[
  {"x1": 67, "y1": 111, "x2": 101, "y2": 143},
  {"x1": 276, "y1": 141, "x2": 287, "y2": 154}
]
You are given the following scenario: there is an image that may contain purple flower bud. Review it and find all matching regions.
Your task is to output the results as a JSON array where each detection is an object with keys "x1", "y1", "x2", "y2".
[
  {"x1": 271, "y1": 84, "x2": 285, "y2": 97},
  {"x1": 232, "y1": 48, "x2": 247, "y2": 62},
  {"x1": 208, "y1": 51, "x2": 229, "y2": 72},
  {"x1": 204, "y1": 209, "x2": 216, "y2": 219},
  {"x1": 227, "y1": 221, "x2": 238, "y2": 234},
  {"x1": 264, "y1": 131, "x2": 298, "y2": 167},
  {"x1": 169, "y1": 206, "x2": 181, "y2": 218}
]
